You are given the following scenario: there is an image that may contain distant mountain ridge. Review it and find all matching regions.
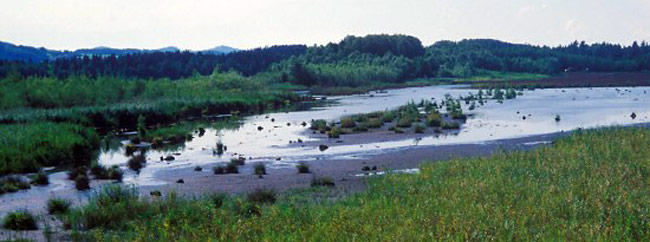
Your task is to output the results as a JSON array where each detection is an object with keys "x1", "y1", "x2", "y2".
[{"x1": 0, "y1": 41, "x2": 238, "y2": 62}]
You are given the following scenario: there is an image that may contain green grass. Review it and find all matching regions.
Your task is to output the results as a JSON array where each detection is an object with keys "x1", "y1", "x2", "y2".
[
  {"x1": 63, "y1": 128, "x2": 650, "y2": 241},
  {"x1": 0, "y1": 122, "x2": 99, "y2": 175},
  {"x1": 2, "y1": 211, "x2": 38, "y2": 230}
]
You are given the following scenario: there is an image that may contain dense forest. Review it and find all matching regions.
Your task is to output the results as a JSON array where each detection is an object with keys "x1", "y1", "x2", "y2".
[{"x1": 2, "y1": 35, "x2": 650, "y2": 87}]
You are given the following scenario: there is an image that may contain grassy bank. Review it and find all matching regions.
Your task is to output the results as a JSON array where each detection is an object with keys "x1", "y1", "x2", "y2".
[
  {"x1": 0, "y1": 122, "x2": 99, "y2": 175},
  {"x1": 52, "y1": 127, "x2": 650, "y2": 241}
]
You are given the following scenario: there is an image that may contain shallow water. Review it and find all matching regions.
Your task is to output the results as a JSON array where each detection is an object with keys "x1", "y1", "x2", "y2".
[
  {"x1": 2, "y1": 85, "x2": 650, "y2": 215},
  {"x1": 91, "y1": 85, "x2": 650, "y2": 186}
]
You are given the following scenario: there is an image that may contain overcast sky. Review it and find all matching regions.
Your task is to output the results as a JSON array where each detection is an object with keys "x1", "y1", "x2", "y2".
[{"x1": 1, "y1": 0, "x2": 649, "y2": 51}]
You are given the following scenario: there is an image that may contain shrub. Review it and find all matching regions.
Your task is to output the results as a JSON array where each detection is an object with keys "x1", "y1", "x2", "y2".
[
  {"x1": 2, "y1": 211, "x2": 38, "y2": 230},
  {"x1": 247, "y1": 188, "x2": 276, "y2": 204},
  {"x1": 414, "y1": 124, "x2": 426, "y2": 133},
  {"x1": 194, "y1": 166, "x2": 203, "y2": 171},
  {"x1": 311, "y1": 177, "x2": 335, "y2": 187},
  {"x1": 32, "y1": 171, "x2": 49, "y2": 186},
  {"x1": 296, "y1": 162, "x2": 310, "y2": 173},
  {"x1": 340, "y1": 118, "x2": 356, "y2": 128},
  {"x1": 254, "y1": 163, "x2": 267, "y2": 175},
  {"x1": 47, "y1": 198, "x2": 71, "y2": 215},
  {"x1": 75, "y1": 175, "x2": 91, "y2": 190},
  {"x1": 393, "y1": 127, "x2": 405, "y2": 134}
]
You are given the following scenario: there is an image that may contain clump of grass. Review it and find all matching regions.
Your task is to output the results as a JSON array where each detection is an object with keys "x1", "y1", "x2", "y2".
[
  {"x1": 396, "y1": 116, "x2": 413, "y2": 128},
  {"x1": 67, "y1": 166, "x2": 87, "y2": 180},
  {"x1": 339, "y1": 118, "x2": 356, "y2": 128},
  {"x1": 231, "y1": 157, "x2": 246, "y2": 166},
  {"x1": 414, "y1": 124, "x2": 426, "y2": 133},
  {"x1": 364, "y1": 118, "x2": 383, "y2": 128},
  {"x1": 127, "y1": 154, "x2": 146, "y2": 171},
  {"x1": 32, "y1": 171, "x2": 49, "y2": 186},
  {"x1": 426, "y1": 112, "x2": 442, "y2": 127},
  {"x1": 213, "y1": 166, "x2": 225, "y2": 175},
  {"x1": 253, "y1": 163, "x2": 266, "y2": 175},
  {"x1": 311, "y1": 177, "x2": 335, "y2": 187},
  {"x1": 441, "y1": 121, "x2": 460, "y2": 129},
  {"x1": 0, "y1": 176, "x2": 31, "y2": 195},
  {"x1": 2, "y1": 210, "x2": 38, "y2": 230},
  {"x1": 75, "y1": 175, "x2": 91, "y2": 190},
  {"x1": 47, "y1": 198, "x2": 71, "y2": 215},
  {"x1": 225, "y1": 162, "x2": 239, "y2": 173},
  {"x1": 296, "y1": 162, "x2": 310, "y2": 173},
  {"x1": 214, "y1": 162, "x2": 239, "y2": 175},
  {"x1": 91, "y1": 164, "x2": 123, "y2": 181},
  {"x1": 382, "y1": 111, "x2": 396, "y2": 123},
  {"x1": 310, "y1": 119, "x2": 328, "y2": 131},
  {"x1": 328, "y1": 127, "x2": 341, "y2": 138},
  {"x1": 247, "y1": 188, "x2": 276, "y2": 204},
  {"x1": 353, "y1": 124, "x2": 369, "y2": 132}
]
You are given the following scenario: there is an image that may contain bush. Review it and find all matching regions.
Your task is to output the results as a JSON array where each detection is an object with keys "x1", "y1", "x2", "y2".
[
  {"x1": 75, "y1": 175, "x2": 91, "y2": 190},
  {"x1": 32, "y1": 171, "x2": 49, "y2": 186},
  {"x1": 414, "y1": 124, "x2": 426, "y2": 133},
  {"x1": 340, "y1": 118, "x2": 356, "y2": 128},
  {"x1": 254, "y1": 163, "x2": 267, "y2": 175},
  {"x1": 247, "y1": 188, "x2": 276, "y2": 204},
  {"x1": 296, "y1": 162, "x2": 310, "y2": 173},
  {"x1": 47, "y1": 198, "x2": 71, "y2": 215},
  {"x1": 311, "y1": 177, "x2": 336, "y2": 187},
  {"x1": 2, "y1": 211, "x2": 38, "y2": 230}
]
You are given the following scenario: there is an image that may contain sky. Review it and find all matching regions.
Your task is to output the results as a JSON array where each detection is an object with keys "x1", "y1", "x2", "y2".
[{"x1": 1, "y1": 0, "x2": 649, "y2": 51}]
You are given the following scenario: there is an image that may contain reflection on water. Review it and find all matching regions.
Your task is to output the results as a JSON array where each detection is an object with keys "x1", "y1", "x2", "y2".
[{"x1": 96, "y1": 85, "x2": 650, "y2": 186}]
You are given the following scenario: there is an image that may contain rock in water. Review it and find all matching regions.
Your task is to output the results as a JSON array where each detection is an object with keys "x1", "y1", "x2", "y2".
[{"x1": 319, "y1": 144, "x2": 329, "y2": 151}]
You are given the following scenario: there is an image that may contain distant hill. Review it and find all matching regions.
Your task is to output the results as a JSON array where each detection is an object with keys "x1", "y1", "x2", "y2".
[
  {"x1": 201, "y1": 45, "x2": 239, "y2": 55},
  {"x1": 0, "y1": 41, "x2": 237, "y2": 61}
]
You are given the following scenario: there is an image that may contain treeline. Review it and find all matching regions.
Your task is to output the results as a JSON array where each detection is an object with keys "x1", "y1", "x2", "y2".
[
  {"x1": 0, "y1": 45, "x2": 307, "y2": 80},
  {"x1": 2, "y1": 35, "x2": 650, "y2": 87}
]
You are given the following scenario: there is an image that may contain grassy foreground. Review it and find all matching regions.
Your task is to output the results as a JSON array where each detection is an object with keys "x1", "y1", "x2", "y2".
[{"x1": 59, "y1": 127, "x2": 650, "y2": 241}]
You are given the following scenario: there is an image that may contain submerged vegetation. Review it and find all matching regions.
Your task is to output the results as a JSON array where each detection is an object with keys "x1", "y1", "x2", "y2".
[{"x1": 22, "y1": 127, "x2": 647, "y2": 240}]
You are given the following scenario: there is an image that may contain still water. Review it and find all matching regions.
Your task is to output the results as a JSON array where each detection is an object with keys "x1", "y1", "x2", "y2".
[{"x1": 95, "y1": 85, "x2": 650, "y2": 185}]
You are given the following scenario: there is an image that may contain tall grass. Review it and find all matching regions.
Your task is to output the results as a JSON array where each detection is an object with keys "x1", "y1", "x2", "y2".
[
  {"x1": 66, "y1": 128, "x2": 650, "y2": 241},
  {"x1": 0, "y1": 122, "x2": 99, "y2": 175}
]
